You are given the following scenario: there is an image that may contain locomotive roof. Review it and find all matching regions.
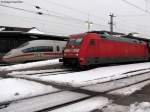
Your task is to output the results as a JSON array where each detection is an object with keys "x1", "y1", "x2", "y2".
[
  {"x1": 0, "y1": 31, "x2": 68, "y2": 41},
  {"x1": 89, "y1": 30, "x2": 125, "y2": 36},
  {"x1": 123, "y1": 35, "x2": 150, "y2": 42},
  {"x1": 89, "y1": 30, "x2": 150, "y2": 42}
]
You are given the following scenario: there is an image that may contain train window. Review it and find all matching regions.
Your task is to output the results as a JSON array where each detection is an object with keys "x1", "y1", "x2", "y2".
[
  {"x1": 17, "y1": 42, "x2": 29, "y2": 48},
  {"x1": 100, "y1": 33, "x2": 113, "y2": 38},
  {"x1": 68, "y1": 37, "x2": 83, "y2": 45},
  {"x1": 49, "y1": 46, "x2": 53, "y2": 52},
  {"x1": 56, "y1": 46, "x2": 60, "y2": 51},
  {"x1": 22, "y1": 47, "x2": 34, "y2": 53},
  {"x1": 22, "y1": 46, "x2": 54, "y2": 53},
  {"x1": 89, "y1": 39, "x2": 95, "y2": 45}
]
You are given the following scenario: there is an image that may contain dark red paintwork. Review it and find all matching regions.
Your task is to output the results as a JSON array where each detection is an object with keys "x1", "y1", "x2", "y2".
[{"x1": 63, "y1": 31, "x2": 150, "y2": 66}]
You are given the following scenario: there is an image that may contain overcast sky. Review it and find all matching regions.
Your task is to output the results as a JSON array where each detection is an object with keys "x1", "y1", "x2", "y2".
[{"x1": 0, "y1": 0, "x2": 150, "y2": 38}]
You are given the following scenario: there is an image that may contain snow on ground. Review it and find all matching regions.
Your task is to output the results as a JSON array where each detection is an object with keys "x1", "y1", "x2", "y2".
[
  {"x1": 129, "y1": 102, "x2": 150, "y2": 112},
  {"x1": 0, "y1": 59, "x2": 60, "y2": 71},
  {"x1": 0, "y1": 91, "x2": 89, "y2": 112},
  {"x1": 50, "y1": 96, "x2": 111, "y2": 112},
  {"x1": 108, "y1": 80, "x2": 150, "y2": 96},
  {"x1": 101, "y1": 104, "x2": 129, "y2": 112},
  {"x1": 0, "y1": 78, "x2": 58, "y2": 103},
  {"x1": 23, "y1": 62, "x2": 150, "y2": 87},
  {"x1": 92, "y1": 101, "x2": 150, "y2": 112}
]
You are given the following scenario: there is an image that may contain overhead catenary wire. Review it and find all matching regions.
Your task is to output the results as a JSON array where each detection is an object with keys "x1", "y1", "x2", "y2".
[
  {"x1": 0, "y1": 4, "x2": 108, "y2": 29},
  {"x1": 44, "y1": 0, "x2": 89, "y2": 15},
  {"x1": 23, "y1": 1, "x2": 87, "y2": 21},
  {"x1": 116, "y1": 14, "x2": 150, "y2": 17},
  {"x1": 0, "y1": 12, "x2": 108, "y2": 35},
  {"x1": 0, "y1": 4, "x2": 87, "y2": 23},
  {"x1": 116, "y1": 16, "x2": 150, "y2": 29},
  {"x1": 1, "y1": 0, "x2": 149, "y2": 36},
  {"x1": 0, "y1": 12, "x2": 86, "y2": 31},
  {"x1": 38, "y1": 0, "x2": 107, "y2": 22},
  {"x1": 0, "y1": 4, "x2": 42, "y2": 15},
  {"x1": 38, "y1": 0, "x2": 150, "y2": 37},
  {"x1": 24, "y1": 0, "x2": 147, "y2": 33},
  {"x1": 121, "y1": 0, "x2": 150, "y2": 15},
  {"x1": 0, "y1": 0, "x2": 109, "y2": 31}
]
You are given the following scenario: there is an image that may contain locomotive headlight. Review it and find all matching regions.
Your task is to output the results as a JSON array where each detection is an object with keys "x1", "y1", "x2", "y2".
[
  {"x1": 75, "y1": 53, "x2": 79, "y2": 56},
  {"x1": 64, "y1": 49, "x2": 70, "y2": 53},
  {"x1": 73, "y1": 48, "x2": 79, "y2": 52},
  {"x1": 64, "y1": 53, "x2": 67, "y2": 56}
]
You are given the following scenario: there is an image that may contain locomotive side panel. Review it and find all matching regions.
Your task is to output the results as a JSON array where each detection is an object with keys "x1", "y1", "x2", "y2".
[{"x1": 97, "y1": 38, "x2": 148, "y2": 63}]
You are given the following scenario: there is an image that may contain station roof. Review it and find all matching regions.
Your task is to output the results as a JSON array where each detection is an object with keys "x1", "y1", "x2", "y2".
[{"x1": 0, "y1": 31, "x2": 69, "y2": 41}]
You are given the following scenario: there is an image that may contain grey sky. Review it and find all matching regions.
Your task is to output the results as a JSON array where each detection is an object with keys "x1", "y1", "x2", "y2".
[{"x1": 0, "y1": 0, "x2": 150, "y2": 38}]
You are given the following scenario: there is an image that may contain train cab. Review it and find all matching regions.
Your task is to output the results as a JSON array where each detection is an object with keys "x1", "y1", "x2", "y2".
[
  {"x1": 62, "y1": 31, "x2": 150, "y2": 67},
  {"x1": 63, "y1": 32, "x2": 101, "y2": 66}
]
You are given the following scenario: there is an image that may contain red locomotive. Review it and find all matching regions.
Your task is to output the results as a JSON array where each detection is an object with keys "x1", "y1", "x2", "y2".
[{"x1": 62, "y1": 31, "x2": 150, "y2": 67}]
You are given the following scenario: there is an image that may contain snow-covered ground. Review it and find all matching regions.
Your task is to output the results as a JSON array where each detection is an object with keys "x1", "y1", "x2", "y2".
[
  {"x1": 109, "y1": 79, "x2": 150, "y2": 96},
  {"x1": 101, "y1": 104, "x2": 129, "y2": 112},
  {"x1": 0, "y1": 59, "x2": 60, "y2": 71},
  {"x1": 0, "y1": 91, "x2": 89, "y2": 112},
  {"x1": 129, "y1": 102, "x2": 150, "y2": 112},
  {"x1": 0, "y1": 60, "x2": 150, "y2": 112},
  {"x1": 4, "y1": 61, "x2": 150, "y2": 100},
  {"x1": 9, "y1": 62, "x2": 150, "y2": 88},
  {"x1": 95, "y1": 102, "x2": 150, "y2": 112},
  {"x1": 0, "y1": 78, "x2": 58, "y2": 103},
  {"x1": 50, "y1": 96, "x2": 111, "y2": 112},
  {"x1": 36, "y1": 62, "x2": 150, "y2": 87}
]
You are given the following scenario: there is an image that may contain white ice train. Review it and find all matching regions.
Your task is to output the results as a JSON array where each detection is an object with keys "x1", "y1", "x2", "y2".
[{"x1": 2, "y1": 40, "x2": 66, "y2": 63}]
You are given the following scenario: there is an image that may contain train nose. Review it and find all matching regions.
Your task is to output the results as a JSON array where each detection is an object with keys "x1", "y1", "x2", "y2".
[
  {"x1": 2, "y1": 50, "x2": 13, "y2": 62},
  {"x1": 2, "y1": 54, "x2": 9, "y2": 62}
]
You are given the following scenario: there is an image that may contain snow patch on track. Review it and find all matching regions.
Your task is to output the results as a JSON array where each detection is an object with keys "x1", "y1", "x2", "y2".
[
  {"x1": 50, "y1": 96, "x2": 111, "y2": 112},
  {"x1": 0, "y1": 78, "x2": 58, "y2": 103},
  {"x1": 22, "y1": 62, "x2": 150, "y2": 87},
  {"x1": 129, "y1": 102, "x2": 150, "y2": 112},
  {"x1": 109, "y1": 80, "x2": 150, "y2": 96},
  {"x1": 0, "y1": 59, "x2": 60, "y2": 71}
]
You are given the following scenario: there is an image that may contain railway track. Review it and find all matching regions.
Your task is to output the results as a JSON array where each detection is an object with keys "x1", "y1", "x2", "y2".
[
  {"x1": 0, "y1": 75, "x2": 149, "y2": 112},
  {"x1": 0, "y1": 67, "x2": 150, "y2": 112},
  {"x1": 8, "y1": 69, "x2": 74, "y2": 76}
]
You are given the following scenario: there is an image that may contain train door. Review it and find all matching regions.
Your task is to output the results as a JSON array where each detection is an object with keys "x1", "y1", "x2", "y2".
[{"x1": 87, "y1": 39, "x2": 99, "y2": 58}]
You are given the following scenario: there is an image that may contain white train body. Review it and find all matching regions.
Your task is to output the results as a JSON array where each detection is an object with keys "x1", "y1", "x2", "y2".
[{"x1": 3, "y1": 40, "x2": 66, "y2": 63}]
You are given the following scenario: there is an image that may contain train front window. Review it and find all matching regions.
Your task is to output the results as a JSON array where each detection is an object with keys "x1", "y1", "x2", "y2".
[
  {"x1": 68, "y1": 38, "x2": 83, "y2": 45},
  {"x1": 17, "y1": 42, "x2": 29, "y2": 48}
]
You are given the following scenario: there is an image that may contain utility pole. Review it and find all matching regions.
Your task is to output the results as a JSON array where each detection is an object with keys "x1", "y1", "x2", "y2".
[
  {"x1": 108, "y1": 13, "x2": 115, "y2": 33},
  {"x1": 85, "y1": 14, "x2": 93, "y2": 31}
]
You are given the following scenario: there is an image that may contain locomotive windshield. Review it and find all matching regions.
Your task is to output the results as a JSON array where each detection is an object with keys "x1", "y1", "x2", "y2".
[{"x1": 68, "y1": 37, "x2": 83, "y2": 45}]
